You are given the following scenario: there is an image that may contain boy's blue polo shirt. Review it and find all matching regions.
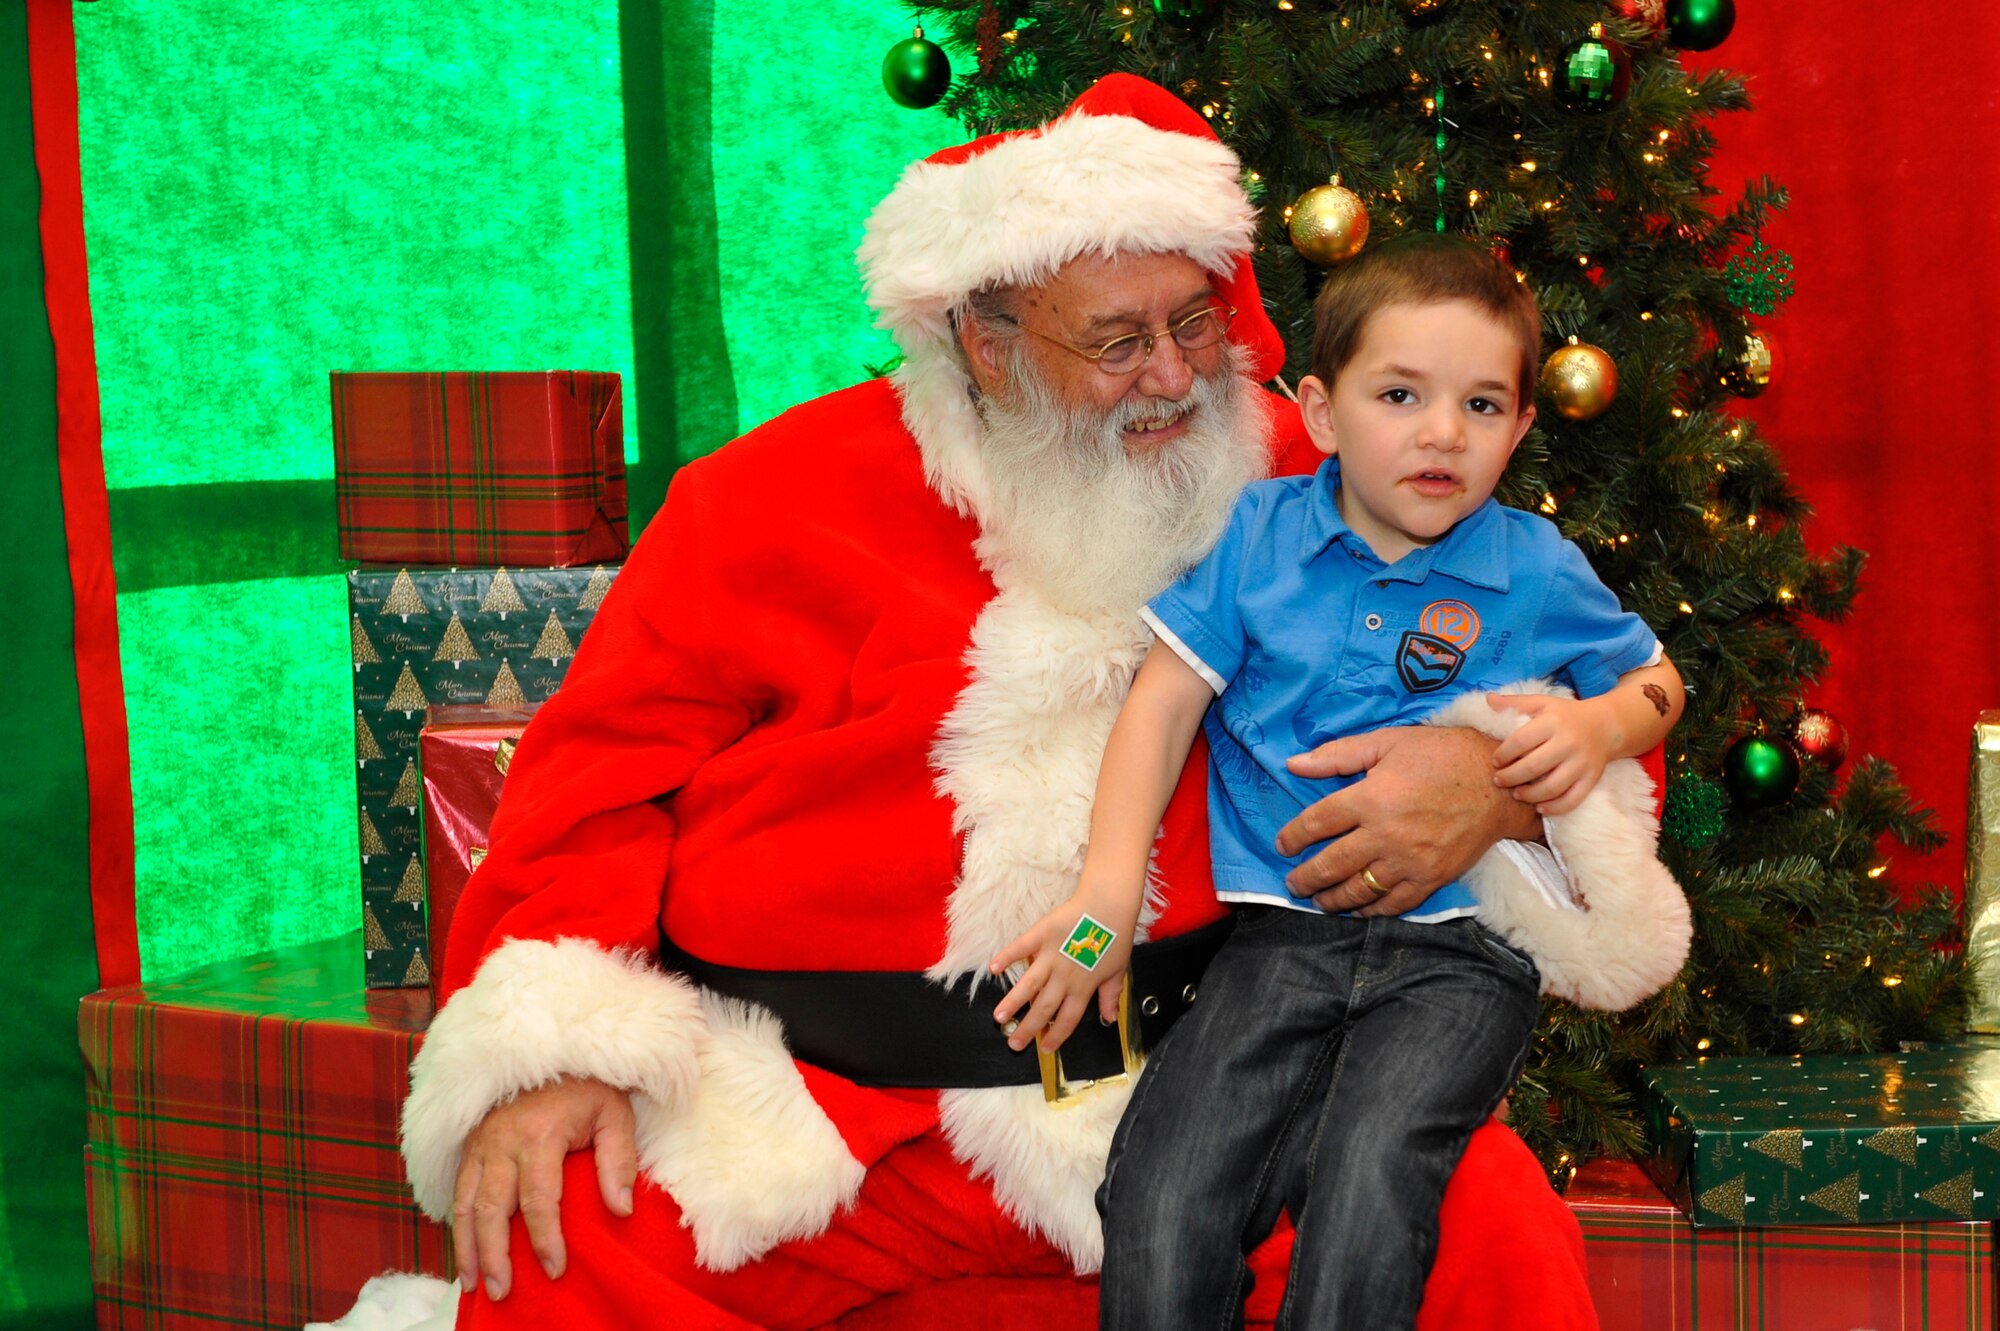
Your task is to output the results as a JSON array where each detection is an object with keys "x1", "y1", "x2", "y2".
[{"x1": 1143, "y1": 458, "x2": 1661, "y2": 921}]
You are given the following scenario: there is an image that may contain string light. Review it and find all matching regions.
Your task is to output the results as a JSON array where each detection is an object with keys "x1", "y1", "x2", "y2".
[
  {"x1": 1467, "y1": 189, "x2": 1482, "y2": 205},
  {"x1": 1540, "y1": 492, "x2": 1558, "y2": 514},
  {"x1": 1640, "y1": 311, "x2": 1655, "y2": 321},
  {"x1": 1882, "y1": 975, "x2": 1904, "y2": 987},
  {"x1": 1788, "y1": 1013, "x2": 1808, "y2": 1026},
  {"x1": 1678, "y1": 601, "x2": 1694, "y2": 614},
  {"x1": 1867, "y1": 863, "x2": 1889, "y2": 878},
  {"x1": 1696, "y1": 1038, "x2": 1712, "y2": 1051},
  {"x1": 1002, "y1": 28, "x2": 1019, "y2": 41},
  {"x1": 1521, "y1": 159, "x2": 1538, "y2": 172},
  {"x1": 1778, "y1": 587, "x2": 1796, "y2": 602},
  {"x1": 1746, "y1": 514, "x2": 1758, "y2": 529}
]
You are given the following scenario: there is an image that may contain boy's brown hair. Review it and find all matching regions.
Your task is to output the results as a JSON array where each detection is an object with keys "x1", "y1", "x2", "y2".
[{"x1": 1309, "y1": 232, "x2": 1541, "y2": 401}]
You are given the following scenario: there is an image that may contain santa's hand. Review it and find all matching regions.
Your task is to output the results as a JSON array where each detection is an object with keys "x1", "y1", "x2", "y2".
[
  {"x1": 452, "y1": 1076, "x2": 637, "y2": 1302},
  {"x1": 1279, "y1": 725, "x2": 1540, "y2": 914}
]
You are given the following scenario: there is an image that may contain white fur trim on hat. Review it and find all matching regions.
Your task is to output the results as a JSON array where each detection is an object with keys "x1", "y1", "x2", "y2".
[
  {"x1": 1426, "y1": 681, "x2": 1693, "y2": 1011},
  {"x1": 399, "y1": 937, "x2": 706, "y2": 1220},
  {"x1": 859, "y1": 111, "x2": 1255, "y2": 361}
]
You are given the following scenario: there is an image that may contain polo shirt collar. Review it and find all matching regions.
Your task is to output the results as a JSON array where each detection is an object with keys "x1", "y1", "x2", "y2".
[{"x1": 1299, "y1": 457, "x2": 1512, "y2": 592}]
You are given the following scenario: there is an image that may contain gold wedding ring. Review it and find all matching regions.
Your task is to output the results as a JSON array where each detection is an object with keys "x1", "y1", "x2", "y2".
[{"x1": 1361, "y1": 867, "x2": 1391, "y2": 899}]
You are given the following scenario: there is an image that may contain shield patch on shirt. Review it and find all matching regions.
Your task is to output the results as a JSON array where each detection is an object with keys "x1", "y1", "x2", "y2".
[{"x1": 1396, "y1": 630, "x2": 1465, "y2": 693}]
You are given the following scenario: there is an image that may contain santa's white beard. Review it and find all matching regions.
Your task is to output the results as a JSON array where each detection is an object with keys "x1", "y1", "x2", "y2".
[{"x1": 972, "y1": 343, "x2": 1271, "y2": 615}]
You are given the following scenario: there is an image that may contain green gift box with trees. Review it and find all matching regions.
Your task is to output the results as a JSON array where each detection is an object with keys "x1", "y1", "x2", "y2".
[
  {"x1": 1643, "y1": 1049, "x2": 2000, "y2": 1227},
  {"x1": 348, "y1": 564, "x2": 618, "y2": 987}
]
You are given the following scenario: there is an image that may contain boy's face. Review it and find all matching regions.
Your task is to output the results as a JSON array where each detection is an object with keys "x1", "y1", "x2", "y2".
[{"x1": 1299, "y1": 298, "x2": 1536, "y2": 563}]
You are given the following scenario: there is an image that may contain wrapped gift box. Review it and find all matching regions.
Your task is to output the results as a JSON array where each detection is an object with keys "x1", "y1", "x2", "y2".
[
  {"x1": 1967, "y1": 711, "x2": 2000, "y2": 1030},
  {"x1": 332, "y1": 370, "x2": 627, "y2": 567},
  {"x1": 420, "y1": 705, "x2": 537, "y2": 996},
  {"x1": 1570, "y1": 1157, "x2": 1990, "y2": 1330},
  {"x1": 1643, "y1": 1048, "x2": 2000, "y2": 1227},
  {"x1": 351, "y1": 564, "x2": 615, "y2": 987},
  {"x1": 82, "y1": 932, "x2": 448, "y2": 1331}
]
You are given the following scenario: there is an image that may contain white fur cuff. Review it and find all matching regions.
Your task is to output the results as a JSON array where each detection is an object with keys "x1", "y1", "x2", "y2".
[
  {"x1": 1426, "y1": 683, "x2": 1693, "y2": 1011},
  {"x1": 400, "y1": 937, "x2": 706, "y2": 1219}
]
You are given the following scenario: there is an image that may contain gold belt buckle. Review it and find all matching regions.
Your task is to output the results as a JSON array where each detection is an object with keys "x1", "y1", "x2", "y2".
[{"x1": 1038, "y1": 973, "x2": 1146, "y2": 1106}]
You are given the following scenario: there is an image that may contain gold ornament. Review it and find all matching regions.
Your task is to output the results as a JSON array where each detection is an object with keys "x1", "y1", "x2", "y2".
[
  {"x1": 1539, "y1": 340, "x2": 1619, "y2": 420},
  {"x1": 1720, "y1": 330, "x2": 1776, "y2": 398},
  {"x1": 1288, "y1": 180, "x2": 1370, "y2": 267}
]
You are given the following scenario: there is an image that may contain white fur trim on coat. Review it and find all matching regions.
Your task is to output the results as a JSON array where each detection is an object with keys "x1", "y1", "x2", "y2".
[
  {"x1": 926, "y1": 585, "x2": 1158, "y2": 1271},
  {"x1": 637, "y1": 993, "x2": 866, "y2": 1270},
  {"x1": 309, "y1": 1274, "x2": 457, "y2": 1331},
  {"x1": 399, "y1": 937, "x2": 705, "y2": 1220},
  {"x1": 1427, "y1": 681, "x2": 1693, "y2": 1011}
]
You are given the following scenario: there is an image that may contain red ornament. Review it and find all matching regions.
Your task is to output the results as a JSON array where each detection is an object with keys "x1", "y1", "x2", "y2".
[
  {"x1": 1790, "y1": 708, "x2": 1849, "y2": 770},
  {"x1": 1610, "y1": 0, "x2": 1667, "y2": 30}
]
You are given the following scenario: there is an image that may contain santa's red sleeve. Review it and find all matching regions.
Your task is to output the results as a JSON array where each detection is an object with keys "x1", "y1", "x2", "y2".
[{"x1": 400, "y1": 456, "x2": 752, "y2": 1219}]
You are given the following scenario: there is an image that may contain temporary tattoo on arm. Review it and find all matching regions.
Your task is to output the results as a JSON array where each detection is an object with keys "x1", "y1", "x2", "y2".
[{"x1": 1642, "y1": 683, "x2": 1669, "y2": 717}]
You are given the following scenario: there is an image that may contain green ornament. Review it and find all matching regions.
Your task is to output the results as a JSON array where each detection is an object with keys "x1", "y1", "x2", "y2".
[
  {"x1": 1151, "y1": 0, "x2": 1223, "y2": 26},
  {"x1": 1723, "y1": 240, "x2": 1796, "y2": 316},
  {"x1": 1557, "y1": 25, "x2": 1631, "y2": 112},
  {"x1": 1663, "y1": 773, "x2": 1726, "y2": 848},
  {"x1": 1666, "y1": 0, "x2": 1735, "y2": 51},
  {"x1": 882, "y1": 29, "x2": 951, "y2": 110},
  {"x1": 1722, "y1": 735, "x2": 1800, "y2": 809}
]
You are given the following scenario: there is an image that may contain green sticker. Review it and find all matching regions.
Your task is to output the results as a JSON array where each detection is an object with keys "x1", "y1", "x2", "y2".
[{"x1": 1060, "y1": 914, "x2": 1118, "y2": 971}]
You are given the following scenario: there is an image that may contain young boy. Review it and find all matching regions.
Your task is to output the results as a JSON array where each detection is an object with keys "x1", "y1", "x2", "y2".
[{"x1": 990, "y1": 233, "x2": 1685, "y2": 1328}]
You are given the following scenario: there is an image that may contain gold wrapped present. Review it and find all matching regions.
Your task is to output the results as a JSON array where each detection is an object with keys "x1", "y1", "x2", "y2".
[{"x1": 1967, "y1": 712, "x2": 2000, "y2": 1031}]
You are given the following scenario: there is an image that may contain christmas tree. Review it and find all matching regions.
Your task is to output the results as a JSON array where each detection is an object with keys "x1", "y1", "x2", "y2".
[{"x1": 908, "y1": 0, "x2": 1964, "y2": 1176}]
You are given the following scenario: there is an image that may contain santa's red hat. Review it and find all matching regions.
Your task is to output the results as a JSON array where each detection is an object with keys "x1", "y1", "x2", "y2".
[
  {"x1": 857, "y1": 74, "x2": 1284, "y2": 519},
  {"x1": 860, "y1": 73, "x2": 1283, "y2": 382}
]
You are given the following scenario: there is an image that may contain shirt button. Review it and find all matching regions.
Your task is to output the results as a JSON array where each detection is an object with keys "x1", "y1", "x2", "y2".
[{"x1": 1365, "y1": 613, "x2": 1384, "y2": 631}]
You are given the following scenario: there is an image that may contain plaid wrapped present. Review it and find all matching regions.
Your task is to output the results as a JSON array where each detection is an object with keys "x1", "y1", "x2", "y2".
[
  {"x1": 351, "y1": 564, "x2": 615, "y2": 986},
  {"x1": 82, "y1": 931, "x2": 448, "y2": 1330},
  {"x1": 1643, "y1": 1048, "x2": 2000, "y2": 1226},
  {"x1": 332, "y1": 371, "x2": 627, "y2": 567},
  {"x1": 1571, "y1": 1157, "x2": 1991, "y2": 1330},
  {"x1": 420, "y1": 704, "x2": 538, "y2": 998}
]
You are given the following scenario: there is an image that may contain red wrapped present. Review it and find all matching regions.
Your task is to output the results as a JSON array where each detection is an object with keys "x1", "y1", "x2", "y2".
[
  {"x1": 420, "y1": 704, "x2": 538, "y2": 996},
  {"x1": 1570, "y1": 1157, "x2": 1991, "y2": 1330},
  {"x1": 332, "y1": 370, "x2": 626, "y2": 566},
  {"x1": 82, "y1": 933, "x2": 448, "y2": 1330}
]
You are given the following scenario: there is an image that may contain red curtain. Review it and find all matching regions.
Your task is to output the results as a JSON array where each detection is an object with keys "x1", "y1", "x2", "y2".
[{"x1": 1691, "y1": 8, "x2": 2000, "y2": 890}]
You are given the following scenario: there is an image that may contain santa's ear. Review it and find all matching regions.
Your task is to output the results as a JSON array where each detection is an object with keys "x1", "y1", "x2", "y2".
[{"x1": 956, "y1": 306, "x2": 1010, "y2": 395}]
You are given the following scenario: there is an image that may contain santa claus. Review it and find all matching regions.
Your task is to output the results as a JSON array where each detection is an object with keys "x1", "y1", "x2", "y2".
[{"x1": 329, "y1": 74, "x2": 1614, "y2": 1331}]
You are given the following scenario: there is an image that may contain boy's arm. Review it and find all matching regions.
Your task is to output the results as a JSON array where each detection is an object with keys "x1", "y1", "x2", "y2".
[
  {"x1": 1490, "y1": 653, "x2": 1684, "y2": 815},
  {"x1": 991, "y1": 643, "x2": 1216, "y2": 1052}
]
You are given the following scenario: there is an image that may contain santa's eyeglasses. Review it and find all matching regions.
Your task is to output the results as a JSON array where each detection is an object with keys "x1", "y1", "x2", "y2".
[{"x1": 999, "y1": 304, "x2": 1236, "y2": 376}]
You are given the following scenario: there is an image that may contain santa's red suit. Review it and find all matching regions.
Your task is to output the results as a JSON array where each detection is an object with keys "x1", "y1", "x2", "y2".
[{"x1": 382, "y1": 76, "x2": 1611, "y2": 1331}]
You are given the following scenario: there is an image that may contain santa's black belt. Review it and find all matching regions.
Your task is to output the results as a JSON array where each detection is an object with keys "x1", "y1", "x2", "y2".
[{"x1": 657, "y1": 915, "x2": 1234, "y2": 1090}]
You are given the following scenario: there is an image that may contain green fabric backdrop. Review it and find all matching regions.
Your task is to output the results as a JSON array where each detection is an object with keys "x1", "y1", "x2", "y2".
[
  {"x1": 73, "y1": 0, "x2": 956, "y2": 980},
  {"x1": 3, "y1": 5, "x2": 97, "y2": 1324}
]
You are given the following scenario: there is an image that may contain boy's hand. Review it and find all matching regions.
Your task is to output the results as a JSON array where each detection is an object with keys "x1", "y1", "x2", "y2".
[
  {"x1": 1487, "y1": 693, "x2": 1612, "y2": 816},
  {"x1": 990, "y1": 894, "x2": 1134, "y2": 1055}
]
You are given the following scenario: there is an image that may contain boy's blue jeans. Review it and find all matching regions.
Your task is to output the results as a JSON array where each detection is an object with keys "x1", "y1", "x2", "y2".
[{"x1": 1097, "y1": 907, "x2": 1541, "y2": 1331}]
